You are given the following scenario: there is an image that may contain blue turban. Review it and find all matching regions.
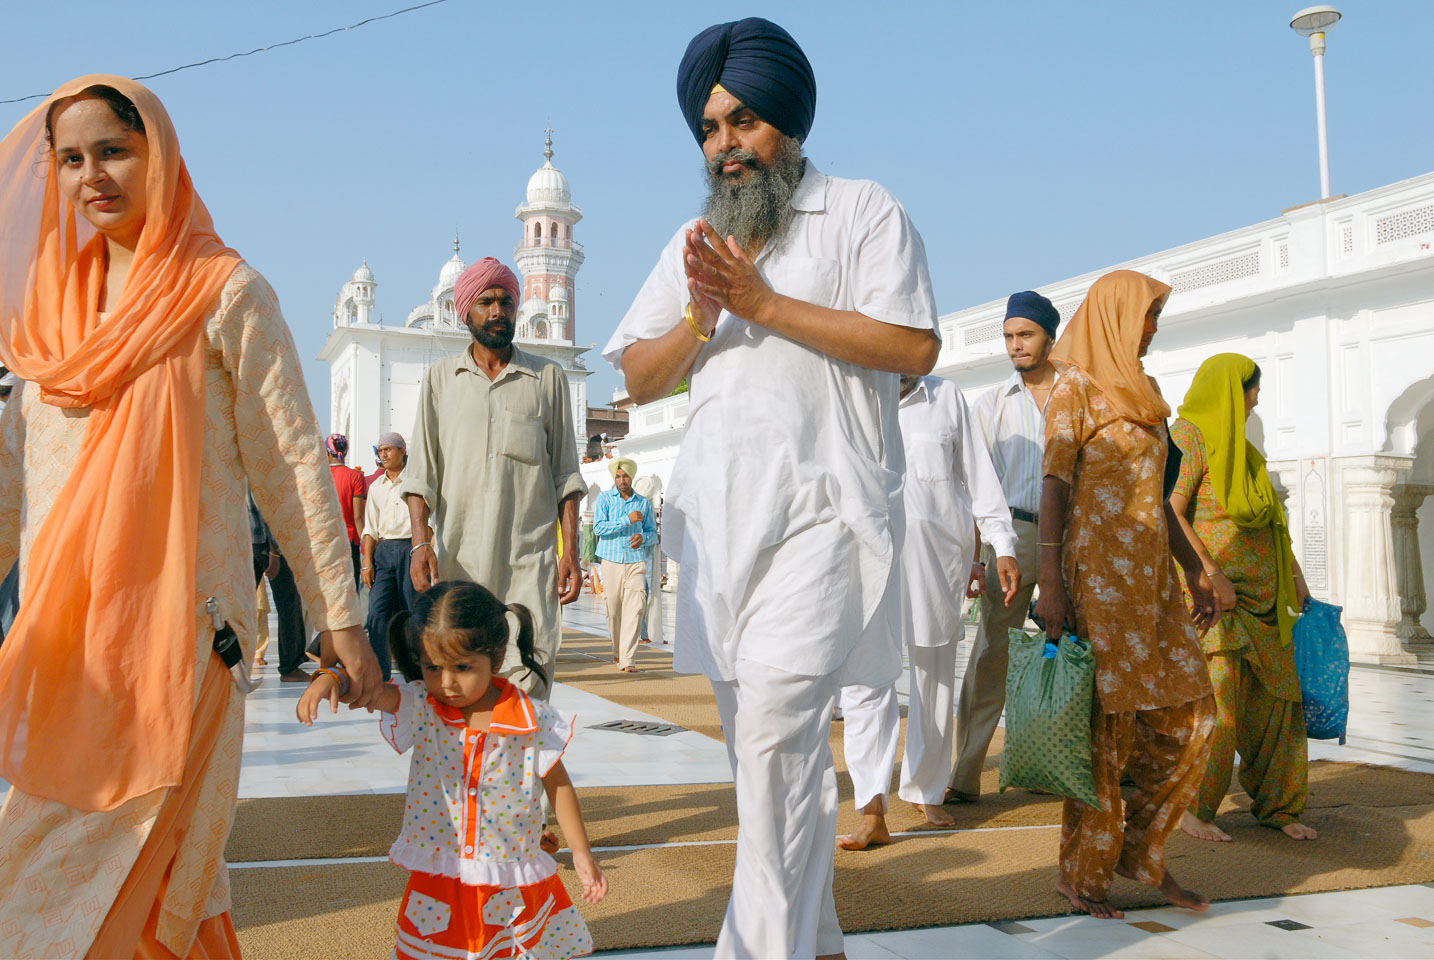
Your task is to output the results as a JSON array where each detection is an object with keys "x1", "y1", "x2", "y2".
[
  {"x1": 676, "y1": 18, "x2": 816, "y2": 146},
  {"x1": 1005, "y1": 290, "x2": 1060, "y2": 338}
]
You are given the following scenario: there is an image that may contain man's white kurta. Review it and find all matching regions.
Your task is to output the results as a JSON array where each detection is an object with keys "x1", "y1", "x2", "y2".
[
  {"x1": 897, "y1": 376, "x2": 1017, "y2": 649},
  {"x1": 604, "y1": 161, "x2": 938, "y2": 684}
]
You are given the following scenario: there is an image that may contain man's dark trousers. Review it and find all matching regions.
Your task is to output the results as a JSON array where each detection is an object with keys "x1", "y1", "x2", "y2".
[
  {"x1": 253, "y1": 547, "x2": 306, "y2": 676},
  {"x1": 366, "y1": 538, "x2": 417, "y2": 681}
]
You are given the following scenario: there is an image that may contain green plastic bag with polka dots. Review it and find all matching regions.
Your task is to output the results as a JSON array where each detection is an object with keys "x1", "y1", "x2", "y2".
[{"x1": 998, "y1": 628, "x2": 1100, "y2": 809}]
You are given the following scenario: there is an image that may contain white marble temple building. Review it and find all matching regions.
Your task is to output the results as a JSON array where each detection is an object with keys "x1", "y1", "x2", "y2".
[
  {"x1": 320, "y1": 132, "x2": 591, "y2": 469},
  {"x1": 602, "y1": 170, "x2": 1434, "y2": 664}
]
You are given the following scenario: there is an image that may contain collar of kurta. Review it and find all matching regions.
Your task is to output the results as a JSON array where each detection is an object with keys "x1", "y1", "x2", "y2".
[
  {"x1": 899, "y1": 376, "x2": 933, "y2": 407},
  {"x1": 790, "y1": 159, "x2": 827, "y2": 212},
  {"x1": 454, "y1": 345, "x2": 539, "y2": 383},
  {"x1": 1003, "y1": 364, "x2": 1064, "y2": 397},
  {"x1": 426, "y1": 676, "x2": 539, "y2": 736},
  {"x1": 375, "y1": 470, "x2": 404, "y2": 488}
]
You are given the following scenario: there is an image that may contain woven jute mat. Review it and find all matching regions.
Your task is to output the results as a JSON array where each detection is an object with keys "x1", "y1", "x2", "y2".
[{"x1": 233, "y1": 796, "x2": 1434, "y2": 956}]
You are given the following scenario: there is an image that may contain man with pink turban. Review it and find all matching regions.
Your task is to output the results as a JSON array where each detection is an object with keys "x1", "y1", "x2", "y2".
[{"x1": 402, "y1": 257, "x2": 585, "y2": 697}]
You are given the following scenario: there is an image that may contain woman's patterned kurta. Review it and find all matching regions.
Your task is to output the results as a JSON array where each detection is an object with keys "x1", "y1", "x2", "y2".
[{"x1": 1042, "y1": 366, "x2": 1212, "y2": 714}]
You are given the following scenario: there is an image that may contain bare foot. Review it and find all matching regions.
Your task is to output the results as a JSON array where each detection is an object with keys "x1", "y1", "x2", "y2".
[
  {"x1": 1156, "y1": 869, "x2": 1210, "y2": 912},
  {"x1": 1055, "y1": 879, "x2": 1124, "y2": 919},
  {"x1": 836, "y1": 813, "x2": 892, "y2": 851},
  {"x1": 1179, "y1": 810, "x2": 1233, "y2": 842},
  {"x1": 255, "y1": 658, "x2": 267, "y2": 666},
  {"x1": 540, "y1": 829, "x2": 560, "y2": 854},
  {"x1": 280, "y1": 669, "x2": 311, "y2": 683},
  {"x1": 912, "y1": 802, "x2": 955, "y2": 827},
  {"x1": 619, "y1": 665, "x2": 639, "y2": 673},
  {"x1": 943, "y1": 788, "x2": 978, "y2": 804},
  {"x1": 1282, "y1": 821, "x2": 1318, "y2": 840}
]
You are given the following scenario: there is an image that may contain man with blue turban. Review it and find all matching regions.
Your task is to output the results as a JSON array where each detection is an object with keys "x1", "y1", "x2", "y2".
[{"x1": 605, "y1": 17, "x2": 941, "y2": 959}]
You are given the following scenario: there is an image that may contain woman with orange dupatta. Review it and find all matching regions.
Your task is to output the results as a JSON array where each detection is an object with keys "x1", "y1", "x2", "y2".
[
  {"x1": 1033, "y1": 270, "x2": 1220, "y2": 920},
  {"x1": 0, "y1": 76, "x2": 383, "y2": 958}
]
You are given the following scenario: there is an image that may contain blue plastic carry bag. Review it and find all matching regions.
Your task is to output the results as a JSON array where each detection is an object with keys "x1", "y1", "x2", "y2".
[{"x1": 1291, "y1": 598, "x2": 1349, "y2": 744}]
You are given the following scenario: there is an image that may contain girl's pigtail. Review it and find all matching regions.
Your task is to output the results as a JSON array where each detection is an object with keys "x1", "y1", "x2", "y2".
[{"x1": 507, "y1": 602, "x2": 546, "y2": 691}]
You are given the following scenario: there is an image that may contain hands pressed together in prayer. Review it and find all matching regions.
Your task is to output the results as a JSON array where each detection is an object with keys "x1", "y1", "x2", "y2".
[{"x1": 683, "y1": 219, "x2": 775, "y2": 332}]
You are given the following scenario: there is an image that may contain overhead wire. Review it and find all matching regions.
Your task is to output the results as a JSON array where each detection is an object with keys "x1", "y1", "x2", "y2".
[{"x1": 0, "y1": 0, "x2": 451, "y2": 106}]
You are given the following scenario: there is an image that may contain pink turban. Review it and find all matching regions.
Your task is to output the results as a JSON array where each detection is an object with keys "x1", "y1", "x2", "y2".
[{"x1": 454, "y1": 257, "x2": 522, "y2": 322}]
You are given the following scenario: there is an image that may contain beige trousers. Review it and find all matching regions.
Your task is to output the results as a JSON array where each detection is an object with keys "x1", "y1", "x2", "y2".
[
  {"x1": 950, "y1": 517, "x2": 1039, "y2": 796},
  {"x1": 602, "y1": 559, "x2": 648, "y2": 668}
]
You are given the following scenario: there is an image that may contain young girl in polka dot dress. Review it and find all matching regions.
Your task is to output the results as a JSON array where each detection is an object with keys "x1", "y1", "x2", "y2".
[{"x1": 299, "y1": 580, "x2": 606, "y2": 959}]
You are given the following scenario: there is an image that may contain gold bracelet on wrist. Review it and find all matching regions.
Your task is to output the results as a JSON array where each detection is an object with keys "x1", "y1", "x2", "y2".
[
  {"x1": 1037, "y1": 541, "x2": 1062, "y2": 547},
  {"x1": 685, "y1": 303, "x2": 712, "y2": 342}
]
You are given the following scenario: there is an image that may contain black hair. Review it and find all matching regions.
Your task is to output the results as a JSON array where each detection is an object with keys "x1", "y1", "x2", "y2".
[
  {"x1": 1243, "y1": 363, "x2": 1262, "y2": 390},
  {"x1": 45, "y1": 84, "x2": 145, "y2": 144},
  {"x1": 387, "y1": 580, "x2": 545, "y2": 692}
]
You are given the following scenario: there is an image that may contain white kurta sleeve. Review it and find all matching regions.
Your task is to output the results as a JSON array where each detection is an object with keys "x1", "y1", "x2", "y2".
[
  {"x1": 602, "y1": 224, "x2": 693, "y2": 370},
  {"x1": 380, "y1": 680, "x2": 428, "y2": 754},
  {"x1": 849, "y1": 184, "x2": 940, "y2": 334},
  {"x1": 953, "y1": 386, "x2": 1017, "y2": 558}
]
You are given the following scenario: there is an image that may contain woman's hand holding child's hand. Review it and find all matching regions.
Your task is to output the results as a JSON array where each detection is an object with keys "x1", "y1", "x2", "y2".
[{"x1": 572, "y1": 851, "x2": 607, "y2": 904}]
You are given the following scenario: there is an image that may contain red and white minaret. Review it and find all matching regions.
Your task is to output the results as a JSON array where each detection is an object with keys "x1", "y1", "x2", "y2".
[{"x1": 513, "y1": 129, "x2": 584, "y2": 343}]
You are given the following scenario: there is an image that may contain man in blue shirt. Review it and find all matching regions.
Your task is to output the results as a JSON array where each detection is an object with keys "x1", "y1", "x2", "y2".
[{"x1": 594, "y1": 457, "x2": 657, "y2": 672}]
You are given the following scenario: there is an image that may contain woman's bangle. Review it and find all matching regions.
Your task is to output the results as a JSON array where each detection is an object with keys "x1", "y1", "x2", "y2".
[
  {"x1": 1037, "y1": 541, "x2": 1062, "y2": 547},
  {"x1": 685, "y1": 303, "x2": 712, "y2": 342},
  {"x1": 410, "y1": 541, "x2": 433, "y2": 556},
  {"x1": 310, "y1": 667, "x2": 350, "y2": 698}
]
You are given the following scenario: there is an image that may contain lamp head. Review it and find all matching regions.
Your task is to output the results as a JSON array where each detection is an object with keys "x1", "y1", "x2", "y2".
[{"x1": 1290, "y1": 4, "x2": 1341, "y2": 37}]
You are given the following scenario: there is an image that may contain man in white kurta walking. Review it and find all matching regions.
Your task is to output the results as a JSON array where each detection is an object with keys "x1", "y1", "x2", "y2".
[
  {"x1": 605, "y1": 18, "x2": 939, "y2": 959},
  {"x1": 836, "y1": 374, "x2": 1019, "y2": 849}
]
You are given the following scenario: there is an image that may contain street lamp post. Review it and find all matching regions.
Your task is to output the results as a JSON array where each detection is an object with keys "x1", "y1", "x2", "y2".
[{"x1": 1290, "y1": 5, "x2": 1343, "y2": 199}]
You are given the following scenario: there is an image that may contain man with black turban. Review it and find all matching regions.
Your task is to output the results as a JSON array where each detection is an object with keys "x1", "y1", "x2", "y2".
[
  {"x1": 604, "y1": 17, "x2": 941, "y2": 959},
  {"x1": 950, "y1": 290, "x2": 1064, "y2": 803}
]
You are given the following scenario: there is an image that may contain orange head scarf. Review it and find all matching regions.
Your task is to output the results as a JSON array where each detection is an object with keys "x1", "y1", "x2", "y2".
[
  {"x1": 1050, "y1": 269, "x2": 1172, "y2": 425},
  {"x1": 0, "y1": 76, "x2": 241, "y2": 811}
]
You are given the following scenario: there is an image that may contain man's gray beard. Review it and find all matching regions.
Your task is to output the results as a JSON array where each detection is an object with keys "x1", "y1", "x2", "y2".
[{"x1": 701, "y1": 136, "x2": 805, "y2": 249}]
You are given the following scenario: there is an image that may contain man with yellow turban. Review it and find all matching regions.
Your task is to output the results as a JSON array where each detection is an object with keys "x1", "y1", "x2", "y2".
[{"x1": 605, "y1": 17, "x2": 940, "y2": 958}]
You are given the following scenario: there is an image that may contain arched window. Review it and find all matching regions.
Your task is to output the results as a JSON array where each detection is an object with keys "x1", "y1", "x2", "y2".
[
  {"x1": 535, "y1": 320, "x2": 548, "y2": 339},
  {"x1": 534, "y1": 222, "x2": 542, "y2": 240}
]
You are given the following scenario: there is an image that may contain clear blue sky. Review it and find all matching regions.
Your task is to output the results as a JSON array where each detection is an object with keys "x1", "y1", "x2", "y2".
[{"x1": 4, "y1": 1, "x2": 1431, "y2": 427}]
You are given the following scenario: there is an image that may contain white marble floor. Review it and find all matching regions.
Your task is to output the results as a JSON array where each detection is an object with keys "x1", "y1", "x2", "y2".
[{"x1": 601, "y1": 883, "x2": 1434, "y2": 959}]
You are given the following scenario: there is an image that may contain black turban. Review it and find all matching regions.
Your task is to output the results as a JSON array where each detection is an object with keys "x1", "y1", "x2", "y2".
[
  {"x1": 1005, "y1": 290, "x2": 1060, "y2": 338},
  {"x1": 676, "y1": 18, "x2": 816, "y2": 146}
]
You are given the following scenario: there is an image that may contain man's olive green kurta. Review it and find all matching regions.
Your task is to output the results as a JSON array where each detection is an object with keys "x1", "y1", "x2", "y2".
[{"x1": 402, "y1": 346, "x2": 585, "y2": 692}]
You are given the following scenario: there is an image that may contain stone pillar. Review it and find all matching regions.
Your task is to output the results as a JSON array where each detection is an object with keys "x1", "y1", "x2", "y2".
[
  {"x1": 1392, "y1": 483, "x2": 1434, "y2": 651},
  {"x1": 1268, "y1": 459, "x2": 1303, "y2": 573},
  {"x1": 1338, "y1": 456, "x2": 1415, "y2": 664}
]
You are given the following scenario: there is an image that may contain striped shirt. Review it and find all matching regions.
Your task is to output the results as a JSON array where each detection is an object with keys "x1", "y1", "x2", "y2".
[
  {"x1": 593, "y1": 487, "x2": 657, "y2": 564},
  {"x1": 969, "y1": 368, "x2": 1062, "y2": 515}
]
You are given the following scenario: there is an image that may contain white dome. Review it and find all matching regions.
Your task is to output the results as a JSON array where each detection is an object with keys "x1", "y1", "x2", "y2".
[
  {"x1": 352, "y1": 258, "x2": 374, "y2": 283},
  {"x1": 526, "y1": 160, "x2": 571, "y2": 206},
  {"x1": 438, "y1": 253, "x2": 465, "y2": 289},
  {"x1": 548, "y1": 283, "x2": 568, "y2": 301}
]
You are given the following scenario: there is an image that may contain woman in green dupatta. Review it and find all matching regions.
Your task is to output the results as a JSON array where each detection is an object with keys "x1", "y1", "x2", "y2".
[{"x1": 1168, "y1": 353, "x2": 1316, "y2": 842}]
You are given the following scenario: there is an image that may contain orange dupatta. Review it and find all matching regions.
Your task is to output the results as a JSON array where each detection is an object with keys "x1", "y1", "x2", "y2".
[
  {"x1": 0, "y1": 76, "x2": 241, "y2": 811},
  {"x1": 1050, "y1": 269, "x2": 1172, "y2": 426}
]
